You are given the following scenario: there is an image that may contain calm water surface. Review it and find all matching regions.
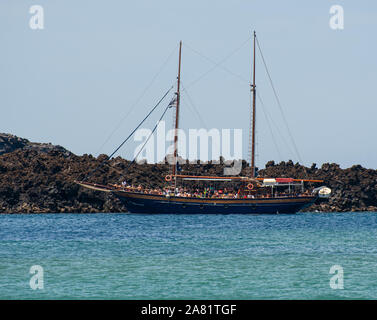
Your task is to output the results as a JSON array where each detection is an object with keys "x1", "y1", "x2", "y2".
[{"x1": 0, "y1": 212, "x2": 377, "y2": 299}]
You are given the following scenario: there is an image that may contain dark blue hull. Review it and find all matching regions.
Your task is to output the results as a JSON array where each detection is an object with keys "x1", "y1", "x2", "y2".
[{"x1": 114, "y1": 191, "x2": 316, "y2": 214}]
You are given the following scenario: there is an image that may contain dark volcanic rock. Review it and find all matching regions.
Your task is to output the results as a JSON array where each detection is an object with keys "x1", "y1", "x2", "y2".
[
  {"x1": 0, "y1": 148, "x2": 127, "y2": 213},
  {"x1": 0, "y1": 133, "x2": 29, "y2": 155},
  {"x1": 0, "y1": 133, "x2": 376, "y2": 213},
  {"x1": 0, "y1": 133, "x2": 71, "y2": 157}
]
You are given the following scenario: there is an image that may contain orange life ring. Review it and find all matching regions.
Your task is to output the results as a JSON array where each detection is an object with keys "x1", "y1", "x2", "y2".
[
  {"x1": 247, "y1": 183, "x2": 254, "y2": 190},
  {"x1": 165, "y1": 175, "x2": 172, "y2": 182}
]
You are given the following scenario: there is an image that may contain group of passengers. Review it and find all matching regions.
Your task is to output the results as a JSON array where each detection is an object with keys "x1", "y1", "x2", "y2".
[
  {"x1": 113, "y1": 184, "x2": 239, "y2": 198},
  {"x1": 111, "y1": 182, "x2": 311, "y2": 199}
]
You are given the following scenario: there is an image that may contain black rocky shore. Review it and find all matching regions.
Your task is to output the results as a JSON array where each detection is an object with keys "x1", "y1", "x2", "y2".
[{"x1": 0, "y1": 133, "x2": 376, "y2": 213}]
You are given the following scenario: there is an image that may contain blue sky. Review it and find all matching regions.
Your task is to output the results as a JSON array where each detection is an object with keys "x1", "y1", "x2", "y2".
[{"x1": 1, "y1": 0, "x2": 376, "y2": 169}]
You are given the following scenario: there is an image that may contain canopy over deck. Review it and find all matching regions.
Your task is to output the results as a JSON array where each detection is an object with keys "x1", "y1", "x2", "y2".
[{"x1": 173, "y1": 174, "x2": 323, "y2": 183}]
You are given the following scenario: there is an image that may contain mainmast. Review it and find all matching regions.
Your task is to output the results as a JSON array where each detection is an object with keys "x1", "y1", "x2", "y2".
[
  {"x1": 172, "y1": 41, "x2": 182, "y2": 177},
  {"x1": 251, "y1": 31, "x2": 257, "y2": 178}
]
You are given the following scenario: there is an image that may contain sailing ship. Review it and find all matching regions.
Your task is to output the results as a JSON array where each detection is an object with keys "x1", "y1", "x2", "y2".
[{"x1": 77, "y1": 32, "x2": 331, "y2": 214}]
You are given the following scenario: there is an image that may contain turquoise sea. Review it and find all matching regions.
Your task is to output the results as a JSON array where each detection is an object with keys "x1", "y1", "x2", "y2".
[{"x1": 0, "y1": 212, "x2": 377, "y2": 299}]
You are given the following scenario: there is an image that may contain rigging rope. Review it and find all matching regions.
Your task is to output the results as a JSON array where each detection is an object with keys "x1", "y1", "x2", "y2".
[
  {"x1": 81, "y1": 86, "x2": 173, "y2": 182},
  {"x1": 257, "y1": 91, "x2": 296, "y2": 156},
  {"x1": 255, "y1": 35, "x2": 303, "y2": 164},
  {"x1": 95, "y1": 44, "x2": 179, "y2": 156},
  {"x1": 257, "y1": 92, "x2": 283, "y2": 161},
  {"x1": 181, "y1": 83, "x2": 224, "y2": 163},
  {"x1": 181, "y1": 84, "x2": 208, "y2": 129},
  {"x1": 120, "y1": 102, "x2": 172, "y2": 179},
  {"x1": 183, "y1": 38, "x2": 250, "y2": 88}
]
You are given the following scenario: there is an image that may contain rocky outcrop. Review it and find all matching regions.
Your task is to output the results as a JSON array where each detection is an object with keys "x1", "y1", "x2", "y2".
[
  {"x1": 0, "y1": 133, "x2": 71, "y2": 157},
  {"x1": 0, "y1": 149, "x2": 126, "y2": 213},
  {"x1": 0, "y1": 134, "x2": 29, "y2": 155},
  {"x1": 0, "y1": 134, "x2": 376, "y2": 213},
  {"x1": 261, "y1": 160, "x2": 377, "y2": 212}
]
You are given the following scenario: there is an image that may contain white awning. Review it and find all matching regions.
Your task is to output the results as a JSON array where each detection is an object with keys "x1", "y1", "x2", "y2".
[{"x1": 263, "y1": 178, "x2": 276, "y2": 186}]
